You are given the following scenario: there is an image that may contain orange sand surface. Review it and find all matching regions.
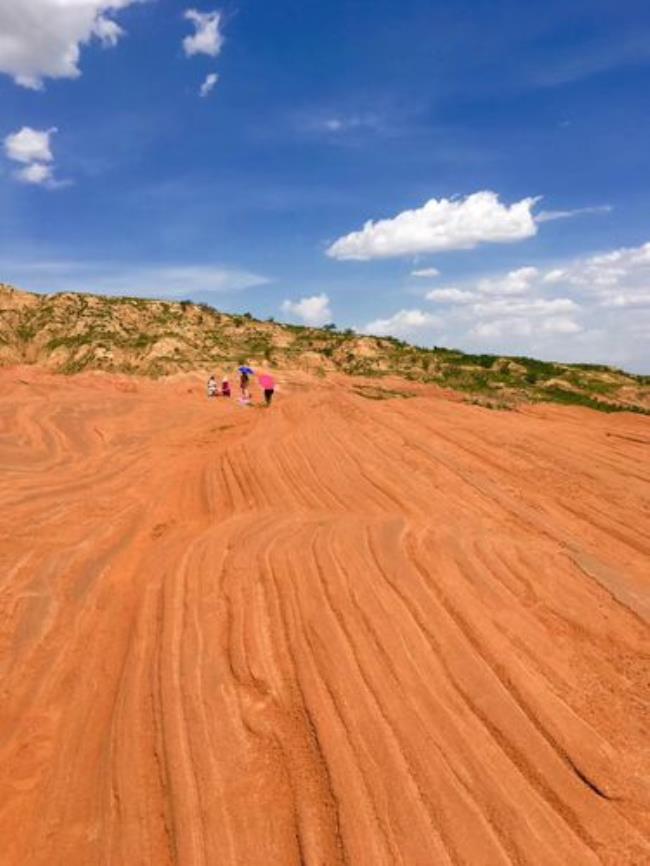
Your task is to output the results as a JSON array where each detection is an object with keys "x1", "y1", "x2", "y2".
[{"x1": 0, "y1": 366, "x2": 649, "y2": 865}]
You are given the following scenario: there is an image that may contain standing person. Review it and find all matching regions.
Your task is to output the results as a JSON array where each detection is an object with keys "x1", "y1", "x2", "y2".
[
  {"x1": 239, "y1": 369, "x2": 250, "y2": 401},
  {"x1": 258, "y1": 373, "x2": 276, "y2": 406},
  {"x1": 221, "y1": 377, "x2": 231, "y2": 397},
  {"x1": 207, "y1": 374, "x2": 218, "y2": 398}
]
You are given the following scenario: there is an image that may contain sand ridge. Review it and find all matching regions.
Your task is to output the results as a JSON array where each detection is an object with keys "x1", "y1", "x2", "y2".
[{"x1": 0, "y1": 366, "x2": 648, "y2": 865}]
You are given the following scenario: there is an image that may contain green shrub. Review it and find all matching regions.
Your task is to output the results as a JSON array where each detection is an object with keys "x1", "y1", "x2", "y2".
[{"x1": 539, "y1": 387, "x2": 650, "y2": 415}]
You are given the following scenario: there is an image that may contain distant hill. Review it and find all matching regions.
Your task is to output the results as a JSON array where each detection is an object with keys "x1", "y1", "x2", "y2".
[{"x1": 1, "y1": 283, "x2": 648, "y2": 413}]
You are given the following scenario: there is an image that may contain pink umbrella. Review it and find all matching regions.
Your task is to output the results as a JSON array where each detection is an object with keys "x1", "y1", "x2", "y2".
[{"x1": 258, "y1": 373, "x2": 275, "y2": 389}]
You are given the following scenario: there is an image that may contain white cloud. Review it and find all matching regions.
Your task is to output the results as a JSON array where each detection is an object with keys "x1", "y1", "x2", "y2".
[
  {"x1": 540, "y1": 241, "x2": 650, "y2": 308},
  {"x1": 199, "y1": 72, "x2": 219, "y2": 97},
  {"x1": 364, "y1": 308, "x2": 442, "y2": 337},
  {"x1": 281, "y1": 293, "x2": 332, "y2": 326},
  {"x1": 471, "y1": 315, "x2": 582, "y2": 339},
  {"x1": 322, "y1": 114, "x2": 379, "y2": 132},
  {"x1": 0, "y1": 0, "x2": 138, "y2": 89},
  {"x1": 471, "y1": 297, "x2": 578, "y2": 318},
  {"x1": 535, "y1": 205, "x2": 612, "y2": 223},
  {"x1": 15, "y1": 162, "x2": 54, "y2": 186},
  {"x1": 428, "y1": 267, "x2": 583, "y2": 343},
  {"x1": 542, "y1": 268, "x2": 566, "y2": 284},
  {"x1": 183, "y1": 9, "x2": 224, "y2": 58},
  {"x1": 464, "y1": 291, "x2": 582, "y2": 341},
  {"x1": 92, "y1": 14, "x2": 124, "y2": 47},
  {"x1": 411, "y1": 267, "x2": 440, "y2": 278},
  {"x1": 362, "y1": 240, "x2": 650, "y2": 370},
  {"x1": 477, "y1": 266, "x2": 540, "y2": 295},
  {"x1": 424, "y1": 243, "x2": 650, "y2": 364},
  {"x1": 471, "y1": 319, "x2": 533, "y2": 339},
  {"x1": 541, "y1": 317, "x2": 583, "y2": 334},
  {"x1": 3, "y1": 126, "x2": 65, "y2": 188},
  {"x1": 4, "y1": 126, "x2": 56, "y2": 164},
  {"x1": 426, "y1": 287, "x2": 476, "y2": 304},
  {"x1": 326, "y1": 191, "x2": 539, "y2": 260},
  {"x1": 300, "y1": 112, "x2": 382, "y2": 136}
]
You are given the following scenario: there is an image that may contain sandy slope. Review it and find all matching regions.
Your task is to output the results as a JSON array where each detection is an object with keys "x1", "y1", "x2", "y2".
[{"x1": 0, "y1": 366, "x2": 648, "y2": 866}]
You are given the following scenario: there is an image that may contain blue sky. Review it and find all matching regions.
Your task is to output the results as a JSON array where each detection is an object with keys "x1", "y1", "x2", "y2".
[{"x1": 2, "y1": 1, "x2": 650, "y2": 371}]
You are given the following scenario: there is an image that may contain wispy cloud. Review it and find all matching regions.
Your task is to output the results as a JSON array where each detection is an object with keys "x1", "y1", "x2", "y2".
[
  {"x1": 535, "y1": 205, "x2": 613, "y2": 224},
  {"x1": 1, "y1": 259, "x2": 270, "y2": 298},
  {"x1": 530, "y1": 32, "x2": 650, "y2": 88},
  {"x1": 411, "y1": 267, "x2": 440, "y2": 278},
  {"x1": 291, "y1": 107, "x2": 389, "y2": 143},
  {"x1": 309, "y1": 113, "x2": 382, "y2": 134},
  {"x1": 199, "y1": 72, "x2": 219, "y2": 97}
]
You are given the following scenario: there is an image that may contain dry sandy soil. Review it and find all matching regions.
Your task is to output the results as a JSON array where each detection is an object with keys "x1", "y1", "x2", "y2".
[{"x1": 0, "y1": 365, "x2": 648, "y2": 866}]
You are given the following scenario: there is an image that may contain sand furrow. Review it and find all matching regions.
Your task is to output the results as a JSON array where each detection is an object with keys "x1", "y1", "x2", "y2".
[{"x1": 0, "y1": 367, "x2": 648, "y2": 865}]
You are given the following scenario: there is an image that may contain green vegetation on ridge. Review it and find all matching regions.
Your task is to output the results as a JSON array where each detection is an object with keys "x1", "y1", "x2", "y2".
[{"x1": 1, "y1": 283, "x2": 648, "y2": 414}]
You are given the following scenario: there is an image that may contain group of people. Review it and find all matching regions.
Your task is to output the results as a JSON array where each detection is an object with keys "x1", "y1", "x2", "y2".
[
  {"x1": 207, "y1": 367, "x2": 275, "y2": 406},
  {"x1": 207, "y1": 375, "x2": 231, "y2": 398}
]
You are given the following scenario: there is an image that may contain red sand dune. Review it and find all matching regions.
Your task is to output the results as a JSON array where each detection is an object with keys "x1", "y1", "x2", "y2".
[{"x1": 0, "y1": 366, "x2": 648, "y2": 865}]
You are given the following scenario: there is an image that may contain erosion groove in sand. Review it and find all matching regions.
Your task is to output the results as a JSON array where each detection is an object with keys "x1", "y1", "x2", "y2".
[{"x1": 0, "y1": 368, "x2": 648, "y2": 865}]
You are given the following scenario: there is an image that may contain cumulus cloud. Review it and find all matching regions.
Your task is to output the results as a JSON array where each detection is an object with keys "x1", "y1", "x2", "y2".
[
  {"x1": 199, "y1": 72, "x2": 219, "y2": 97},
  {"x1": 183, "y1": 9, "x2": 224, "y2": 58},
  {"x1": 476, "y1": 266, "x2": 540, "y2": 295},
  {"x1": 426, "y1": 243, "x2": 650, "y2": 361},
  {"x1": 363, "y1": 308, "x2": 442, "y2": 337},
  {"x1": 3, "y1": 126, "x2": 64, "y2": 188},
  {"x1": 326, "y1": 191, "x2": 539, "y2": 260},
  {"x1": 15, "y1": 162, "x2": 54, "y2": 186},
  {"x1": 281, "y1": 293, "x2": 332, "y2": 326},
  {"x1": 538, "y1": 241, "x2": 650, "y2": 308},
  {"x1": 426, "y1": 266, "x2": 583, "y2": 342},
  {"x1": 426, "y1": 287, "x2": 477, "y2": 304},
  {"x1": 411, "y1": 267, "x2": 440, "y2": 278},
  {"x1": 542, "y1": 317, "x2": 583, "y2": 334},
  {"x1": 0, "y1": 0, "x2": 138, "y2": 89},
  {"x1": 471, "y1": 315, "x2": 581, "y2": 339},
  {"x1": 542, "y1": 269, "x2": 566, "y2": 284},
  {"x1": 471, "y1": 297, "x2": 578, "y2": 318},
  {"x1": 364, "y1": 240, "x2": 650, "y2": 370},
  {"x1": 4, "y1": 127, "x2": 55, "y2": 164}
]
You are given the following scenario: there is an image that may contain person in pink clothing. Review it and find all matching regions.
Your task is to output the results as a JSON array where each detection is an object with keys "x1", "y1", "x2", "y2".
[{"x1": 258, "y1": 373, "x2": 275, "y2": 406}]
